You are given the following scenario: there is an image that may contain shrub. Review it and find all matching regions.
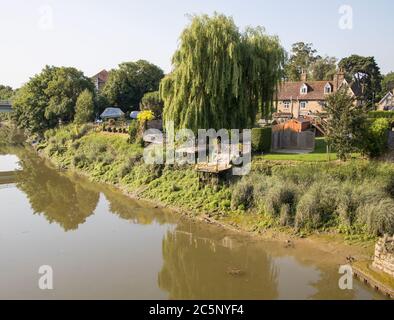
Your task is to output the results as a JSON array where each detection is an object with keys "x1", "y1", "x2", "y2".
[
  {"x1": 356, "y1": 199, "x2": 394, "y2": 236},
  {"x1": 140, "y1": 91, "x2": 164, "y2": 118},
  {"x1": 128, "y1": 121, "x2": 139, "y2": 143},
  {"x1": 368, "y1": 111, "x2": 394, "y2": 119},
  {"x1": 74, "y1": 89, "x2": 95, "y2": 124},
  {"x1": 362, "y1": 118, "x2": 390, "y2": 158},
  {"x1": 251, "y1": 127, "x2": 272, "y2": 153},
  {"x1": 231, "y1": 179, "x2": 254, "y2": 210},
  {"x1": 295, "y1": 181, "x2": 339, "y2": 231},
  {"x1": 263, "y1": 179, "x2": 298, "y2": 218}
]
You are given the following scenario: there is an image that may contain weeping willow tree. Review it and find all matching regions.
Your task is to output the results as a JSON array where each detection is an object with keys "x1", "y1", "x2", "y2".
[{"x1": 161, "y1": 13, "x2": 285, "y2": 132}]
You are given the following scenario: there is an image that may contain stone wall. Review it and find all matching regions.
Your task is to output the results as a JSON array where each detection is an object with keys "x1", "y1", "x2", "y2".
[{"x1": 373, "y1": 235, "x2": 394, "y2": 277}]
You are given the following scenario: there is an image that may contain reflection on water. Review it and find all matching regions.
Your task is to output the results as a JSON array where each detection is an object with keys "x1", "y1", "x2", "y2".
[{"x1": 0, "y1": 146, "x2": 387, "y2": 300}]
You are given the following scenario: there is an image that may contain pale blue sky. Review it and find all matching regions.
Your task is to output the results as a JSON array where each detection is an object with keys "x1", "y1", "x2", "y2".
[{"x1": 1, "y1": 0, "x2": 393, "y2": 88}]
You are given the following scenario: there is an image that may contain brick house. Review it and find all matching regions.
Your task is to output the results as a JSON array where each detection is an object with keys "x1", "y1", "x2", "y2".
[
  {"x1": 377, "y1": 90, "x2": 394, "y2": 111},
  {"x1": 91, "y1": 69, "x2": 109, "y2": 92},
  {"x1": 275, "y1": 70, "x2": 363, "y2": 119}
]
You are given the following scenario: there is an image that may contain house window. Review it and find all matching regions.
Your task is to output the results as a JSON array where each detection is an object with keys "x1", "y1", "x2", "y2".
[
  {"x1": 300, "y1": 84, "x2": 308, "y2": 94},
  {"x1": 283, "y1": 101, "x2": 290, "y2": 109},
  {"x1": 300, "y1": 101, "x2": 307, "y2": 110},
  {"x1": 324, "y1": 83, "x2": 332, "y2": 94}
]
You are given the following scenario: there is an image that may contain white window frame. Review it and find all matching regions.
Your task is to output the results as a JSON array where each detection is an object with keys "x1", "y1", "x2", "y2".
[
  {"x1": 300, "y1": 84, "x2": 308, "y2": 95},
  {"x1": 283, "y1": 101, "x2": 290, "y2": 109},
  {"x1": 324, "y1": 83, "x2": 332, "y2": 94},
  {"x1": 300, "y1": 101, "x2": 307, "y2": 110}
]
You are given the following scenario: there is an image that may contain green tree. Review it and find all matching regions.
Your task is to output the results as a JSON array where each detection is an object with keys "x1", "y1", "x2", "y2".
[
  {"x1": 310, "y1": 56, "x2": 337, "y2": 81},
  {"x1": 325, "y1": 89, "x2": 366, "y2": 161},
  {"x1": 161, "y1": 14, "x2": 284, "y2": 132},
  {"x1": 12, "y1": 66, "x2": 94, "y2": 133},
  {"x1": 284, "y1": 42, "x2": 337, "y2": 81},
  {"x1": 382, "y1": 72, "x2": 394, "y2": 93},
  {"x1": 0, "y1": 85, "x2": 14, "y2": 100},
  {"x1": 140, "y1": 91, "x2": 164, "y2": 118},
  {"x1": 284, "y1": 42, "x2": 319, "y2": 81},
  {"x1": 102, "y1": 60, "x2": 164, "y2": 112},
  {"x1": 339, "y1": 55, "x2": 383, "y2": 104},
  {"x1": 74, "y1": 89, "x2": 95, "y2": 124}
]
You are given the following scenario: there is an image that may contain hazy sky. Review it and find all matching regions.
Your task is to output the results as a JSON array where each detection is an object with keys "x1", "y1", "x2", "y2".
[{"x1": 1, "y1": 0, "x2": 393, "y2": 88}]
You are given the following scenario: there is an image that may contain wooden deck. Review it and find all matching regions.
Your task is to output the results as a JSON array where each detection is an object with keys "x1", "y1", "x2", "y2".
[{"x1": 195, "y1": 162, "x2": 232, "y2": 174}]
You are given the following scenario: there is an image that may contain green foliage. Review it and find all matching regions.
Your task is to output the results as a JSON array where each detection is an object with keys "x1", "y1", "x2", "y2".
[
  {"x1": 39, "y1": 124, "x2": 394, "y2": 238},
  {"x1": 102, "y1": 60, "x2": 164, "y2": 112},
  {"x1": 140, "y1": 91, "x2": 164, "y2": 118},
  {"x1": 325, "y1": 89, "x2": 366, "y2": 161},
  {"x1": 161, "y1": 13, "x2": 285, "y2": 132},
  {"x1": 74, "y1": 89, "x2": 95, "y2": 124},
  {"x1": 251, "y1": 127, "x2": 272, "y2": 153},
  {"x1": 382, "y1": 72, "x2": 394, "y2": 93},
  {"x1": 128, "y1": 120, "x2": 139, "y2": 143},
  {"x1": 361, "y1": 118, "x2": 391, "y2": 158},
  {"x1": 284, "y1": 42, "x2": 337, "y2": 81},
  {"x1": 0, "y1": 85, "x2": 14, "y2": 100},
  {"x1": 339, "y1": 55, "x2": 383, "y2": 104},
  {"x1": 12, "y1": 66, "x2": 94, "y2": 133},
  {"x1": 368, "y1": 111, "x2": 394, "y2": 119}
]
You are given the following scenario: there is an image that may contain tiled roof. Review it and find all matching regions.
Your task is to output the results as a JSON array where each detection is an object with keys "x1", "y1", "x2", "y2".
[
  {"x1": 277, "y1": 81, "x2": 335, "y2": 101},
  {"x1": 92, "y1": 70, "x2": 109, "y2": 82},
  {"x1": 277, "y1": 80, "x2": 363, "y2": 101}
]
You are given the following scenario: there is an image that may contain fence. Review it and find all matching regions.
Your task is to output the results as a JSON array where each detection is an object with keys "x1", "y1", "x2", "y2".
[{"x1": 272, "y1": 123, "x2": 315, "y2": 151}]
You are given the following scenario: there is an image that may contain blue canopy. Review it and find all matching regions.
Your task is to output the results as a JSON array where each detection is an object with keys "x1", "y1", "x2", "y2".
[
  {"x1": 100, "y1": 108, "x2": 125, "y2": 119},
  {"x1": 130, "y1": 111, "x2": 141, "y2": 119}
]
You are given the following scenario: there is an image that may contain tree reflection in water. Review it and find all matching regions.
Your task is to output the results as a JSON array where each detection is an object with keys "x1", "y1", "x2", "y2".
[
  {"x1": 13, "y1": 149, "x2": 100, "y2": 231},
  {"x1": 158, "y1": 221, "x2": 279, "y2": 300}
]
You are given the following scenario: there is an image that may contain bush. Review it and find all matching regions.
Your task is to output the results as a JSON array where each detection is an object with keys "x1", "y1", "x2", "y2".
[
  {"x1": 362, "y1": 118, "x2": 391, "y2": 158},
  {"x1": 74, "y1": 89, "x2": 95, "y2": 124},
  {"x1": 368, "y1": 111, "x2": 394, "y2": 119},
  {"x1": 231, "y1": 179, "x2": 254, "y2": 210},
  {"x1": 140, "y1": 91, "x2": 164, "y2": 118},
  {"x1": 128, "y1": 121, "x2": 139, "y2": 143},
  {"x1": 295, "y1": 181, "x2": 339, "y2": 231},
  {"x1": 357, "y1": 199, "x2": 394, "y2": 236},
  {"x1": 252, "y1": 127, "x2": 272, "y2": 153},
  {"x1": 263, "y1": 179, "x2": 298, "y2": 218}
]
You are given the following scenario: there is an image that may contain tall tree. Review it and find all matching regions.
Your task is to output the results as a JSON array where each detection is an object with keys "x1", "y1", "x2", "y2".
[
  {"x1": 325, "y1": 89, "x2": 366, "y2": 161},
  {"x1": 160, "y1": 14, "x2": 285, "y2": 132},
  {"x1": 102, "y1": 60, "x2": 164, "y2": 113},
  {"x1": 382, "y1": 72, "x2": 394, "y2": 93},
  {"x1": 12, "y1": 66, "x2": 94, "y2": 133},
  {"x1": 310, "y1": 56, "x2": 337, "y2": 81},
  {"x1": 339, "y1": 55, "x2": 383, "y2": 104},
  {"x1": 284, "y1": 42, "x2": 319, "y2": 81},
  {"x1": 74, "y1": 89, "x2": 95, "y2": 124},
  {"x1": 0, "y1": 85, "x2": 14, "y2": 100},
  {"x1": 140, "y1": 91, "x2": 164, "y2": 118}
]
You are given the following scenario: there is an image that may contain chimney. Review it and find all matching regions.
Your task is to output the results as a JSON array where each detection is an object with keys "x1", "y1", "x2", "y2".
[
  {"x1": 301, "y1": 69, "x2": 307, "y2": 82},
  {"x1": 334, "y1": 68, "x2": 345, "y2": 89}
]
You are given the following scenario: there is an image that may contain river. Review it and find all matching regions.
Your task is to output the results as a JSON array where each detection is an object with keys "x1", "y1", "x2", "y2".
[{"x1": 0, "y1": 145, "x2": 386, "y2": 300}]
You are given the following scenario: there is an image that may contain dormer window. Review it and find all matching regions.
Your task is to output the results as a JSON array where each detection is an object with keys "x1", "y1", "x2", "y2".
[
  {"x1": 300, "y1": 84, "x2": 308, "y2": 95},
  {"x1": 324, "y1": 83, "x2": 332, "y2": 94}
]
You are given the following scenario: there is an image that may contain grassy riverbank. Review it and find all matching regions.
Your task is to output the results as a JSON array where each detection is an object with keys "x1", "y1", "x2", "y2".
[{"x1": 34, "y1": 124, "x2": 394, "y2": 242}]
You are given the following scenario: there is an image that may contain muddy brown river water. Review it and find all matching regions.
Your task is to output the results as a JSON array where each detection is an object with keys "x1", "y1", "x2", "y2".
[{"x1": 0, "y1": 145, "x2": 387, "y2": 300}]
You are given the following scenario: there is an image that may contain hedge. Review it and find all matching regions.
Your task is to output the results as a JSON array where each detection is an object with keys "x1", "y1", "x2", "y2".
[
  {"x1": 252, "y1": 127, "x2": 272, "y2": 153},
  {"x1": 368, "y1": 111, "x2": 394, "y2": 119}
]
